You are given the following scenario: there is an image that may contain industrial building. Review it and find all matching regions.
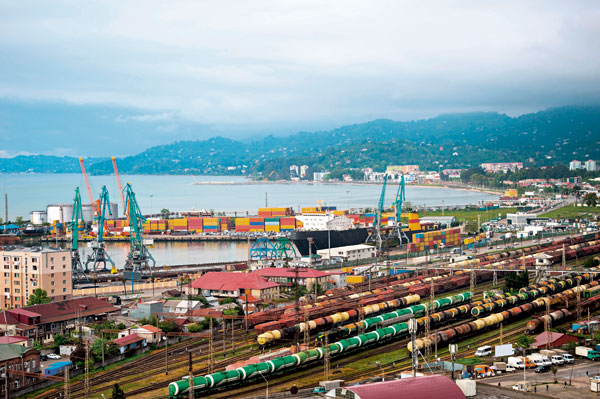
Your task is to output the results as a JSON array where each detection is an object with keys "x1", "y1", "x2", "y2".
[
  {"x1": 532, "y1": 332, "x2": 578, "y2": 349},
  {"x1": 294, "y1": 214, "x2": 352, "y2": 231},
  {"x1": 0, "y1": 247, "x2": 72, "y2": 308},
  {"x1": 252, "y1": 267, "x2": 329, "y2": 291},
  {"x1": 45, "y1": 202, "x2": 118, "y2": 224},
  {"x1": 317, "y1": 244, "x2": 376, "y2": 261},
  {"x1": 418, "y1": 216, "x2": 457, "y2": 228},
  {"x1": 0, "y1": 344, "x2": 41, "y2": 394}
]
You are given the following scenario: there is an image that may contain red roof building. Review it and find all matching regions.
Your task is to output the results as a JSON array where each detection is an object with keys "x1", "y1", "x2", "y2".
[
  {"x1": 0, "y1": 297, "x2": 119, "y2": 343},
  {"x1": 113, "y1": 333, "x2": 147, "y2": 354},
  {"x1": 327, "y1": 375, "x2": 465, "y2": 399},
  {"x1": 532, "y1": 332, "x2": 579, "y2": 349},
  {"x1": 252, "y1": 267, "x2": 330, "y2": 291},
  {"x1": 189, "y1": 272, "x2": 280, "y2": 300}
]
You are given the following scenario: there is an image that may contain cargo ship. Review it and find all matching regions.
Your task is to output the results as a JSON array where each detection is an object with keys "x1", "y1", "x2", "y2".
[{"x1": 290, "y1": 227, "x2": 370, "y2": 256}]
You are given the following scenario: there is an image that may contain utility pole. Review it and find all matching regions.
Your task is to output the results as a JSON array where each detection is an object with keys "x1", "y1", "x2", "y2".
[
  {"x1": 577, "y1": 279, "x2": 582, "y2": 320},
  {"x1": 546, "y1": 300, "x2": 551, "y2": 349},
  {"x1": 209, "y1": 318, "x2": 214, "y2": 374},
  {"x1": 64, "y1": 365, "x2": 70, "y2": 399},
  {"x1": 265, "y1": 192, "x2": 268, "y2": 207},
  {"x1": 101, "y1": 330, "x2": 105, "y2": 369},
  {"x1": 231, "y1": 317, "x2": 235, "y2": 354},
  {"x1": 324, "y1": 333, "x2": 330, "y2": 381},
  {"x1": 307, "y1": 237, "x2": 313, "y2": 265},
  {"x1": 449, "y1": 344, "x2": 457, "y2": 381},
  {"x1": 470, "y1": 269, "x2": 476, "y2": 299},
  {"x1": 500, "y1": 323, "x2": 503, "y2": 345},
  {"x1": 189, "y1": 351, "x2": 195, "y2": 399},
  {"x1": 165, "y1": 333, "x2": 169, "y2": 375},
  {"x1": 409, "y1": 318, "x2": 418, "y2": 377},
  {"x1": 493, "y1": 270, "x2": 497, "y2": 286},
  {"x1": 303, "y1": 310, "x2": 309, "y2": 349},
  {"x1": 85, "y1": 344, "x2": 90, "y2": 398}
]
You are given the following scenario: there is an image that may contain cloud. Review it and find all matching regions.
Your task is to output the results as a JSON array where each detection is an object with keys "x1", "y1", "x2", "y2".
[
  {"x1": 116, "y1": 112, "x2": 174, "y2": 123},
  {"x1": 0, "y1": 0, "x2": 599, "y2": 129}
]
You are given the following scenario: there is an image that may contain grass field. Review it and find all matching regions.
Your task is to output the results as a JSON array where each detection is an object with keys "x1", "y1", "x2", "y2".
[{"x1": 540, "y1": 204, "x2": 600, "y2": 219}]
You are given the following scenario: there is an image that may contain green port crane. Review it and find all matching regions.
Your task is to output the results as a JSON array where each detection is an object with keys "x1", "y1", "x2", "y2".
[
  {"x1": 366, "y1": 175, "x2": 387, "y2": 250},
  {"x1": 70, "y1": 187, "x2": 87, "y2": 281},
  {"x1": 123, "y1": 183, "x2": 155, "y2": 276},
  {"x1": 85, "y1": 185, "x2": 115, "y2": 273},
  {"x1": 392, "y1": 174, "x2": 409, "y2": 245}
]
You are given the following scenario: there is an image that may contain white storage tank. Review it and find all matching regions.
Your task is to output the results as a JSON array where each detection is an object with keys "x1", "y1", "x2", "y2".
[
  {"x1": 30, "y1": 211, "x2": 47, "y2": 225},
  {"x1": 46, "y1": 204, "x2": 73, "y2": 224}
]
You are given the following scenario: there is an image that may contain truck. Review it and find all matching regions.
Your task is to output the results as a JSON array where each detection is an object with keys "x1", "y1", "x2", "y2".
[
  {"x1": 540, "y1": 349, "x2": 557, "y2": 358},
  {"x1": 575, "y1": 346, "x2": 600, "y2": 360},
  {"x1": 508, "y1": 356, "x2": 525, "y2": 369}
]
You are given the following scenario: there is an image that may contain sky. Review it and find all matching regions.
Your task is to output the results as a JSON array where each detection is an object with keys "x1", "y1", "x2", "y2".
[{"x1": 1, "y1": 1, "x2": 599, "y2": 157}]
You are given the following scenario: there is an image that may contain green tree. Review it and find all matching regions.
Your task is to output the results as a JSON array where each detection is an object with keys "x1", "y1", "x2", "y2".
[
  {"x1": 160, "y1": 208, "x2": 170, "y2": 219},
  {"x1": 53, "y1": 333, "x2": 68, "y2": 347},
  {"x1": 516, "y1": 334, "x2": 534, "y2": 352},
  {"x1": 584, "y1": 257, "x2": 599, "y2": 268},
  {"x1": 112, "y1": 383, "x2": 126, "y2": 399},
  {"x1": 27, "y1": 289, "x2": 51, "y2": 306},
  {"x1": 91, "y1": 339, "x2": 119, "y2": 362},
  {"x1": 158, "y1": 320, "x2": 178, "y2": 333},
  {"x1": 15, "y1": 216, "x2": 23, "y2": 225},
  {"x1": 583, "y1": 193, "x2": 598, "y2": 207},
  {"x1": 551, "y1": 365, "x2": 558, "y2": 383},
  {"x1": 187, "y1": 323, "x2": 203, "y2": 333}
]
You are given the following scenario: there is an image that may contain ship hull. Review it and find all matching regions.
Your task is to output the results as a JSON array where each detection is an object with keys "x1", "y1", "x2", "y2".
[{"x1": 290, "y1": 228, "x2": 369, "y2": 256}]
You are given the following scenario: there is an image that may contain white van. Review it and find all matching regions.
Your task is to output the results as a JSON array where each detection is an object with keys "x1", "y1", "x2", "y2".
[
  {"x1": 475, "y1": 346, "x2": 492, "y2": 357},
  {"x1": 508, "y1": 356, "x2": 525, "y2": 369}
]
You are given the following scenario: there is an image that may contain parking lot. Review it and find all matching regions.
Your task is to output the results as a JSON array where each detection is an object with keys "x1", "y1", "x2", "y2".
[{"x1": 481, "y1": 360, "x2": 600, "y2": 398}]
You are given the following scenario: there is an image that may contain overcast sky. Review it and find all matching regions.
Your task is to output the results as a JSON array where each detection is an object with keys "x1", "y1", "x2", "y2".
[{"x1": 1, "y1": 1, "x2": 599, "y2": 157}]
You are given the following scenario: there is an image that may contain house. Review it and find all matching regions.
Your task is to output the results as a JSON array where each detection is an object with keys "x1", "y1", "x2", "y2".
[
  {"x1": 251, "y1": 268, "x2": 330, "y2": 292},
  {"x1": 129, "y1": 300, "x2": 163, "y2": 320},
  {"x1": 113, "y1": 333, "x2": 147, "y2": 355},
  {"x1": 188, "y1": 272, "x2": 280, "y2": 300},
  {"x1": 325, "y1": 375, "x2": 465, "y2": 399},
  {"x1": 0, "y1": 297, "x2": 120, "y2": 343},
  {"x1": 0, "y1": 344, "x2": 40, "y2": 393},
  {"x1": 0, "y1": 336, "x2": 29, "y2": 347},
  {"x1": 118, "y1": 325, "x2": 162, "y2": 345},
  {"x1": 162, "y1": 318, "x2": 192, "y2": 331},
  {"x1": 532, "y1": 332, "x2": 579, "y2": 349}
]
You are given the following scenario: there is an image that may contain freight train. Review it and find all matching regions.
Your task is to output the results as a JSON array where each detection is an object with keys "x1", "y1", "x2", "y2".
[{"x1": 168, "y1": 269, "x2": 598, "y2": 399}]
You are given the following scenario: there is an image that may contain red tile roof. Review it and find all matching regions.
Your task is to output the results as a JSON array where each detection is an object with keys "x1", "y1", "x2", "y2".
[
  {"x1": 340, "y1": 375, "x2": 464, "y2": 399},
  {"x1": 191, "y1": 272, "x2": 279, "y2": 291},
  {"x1": 0, "y1": 336, "x2": 28, "y2": 344},
  {"x1": 252, "y1": 267, "x2": 328, "y2": 279},
  {"x1": 163, "y1": 318, "x2": 191, "y2": 326},
  {"x1": 113, "y1": 333, "x2": 145, "y2": 347},
  {"x1": 533, "y1": 332, "x2": 578, "y2": 348},
  {"x1": 140, "y1": 325, "x2": 161, "y2": 333}
]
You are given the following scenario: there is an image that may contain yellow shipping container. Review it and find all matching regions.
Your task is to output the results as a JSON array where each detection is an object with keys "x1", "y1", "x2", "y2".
[
  {"x1": 346, "y1": 276, "x2": 365, "y2": 284},
  {"x1": 464, "y1": 237, "x2": 475, "y2": 245},
  {"x1": 342, "y1": 267, "x2": 355, "y2": 273},
  {"x1": 265, "y1": 225, "x2": 280, "y2": 232},
  {"x1": 170, "y1": 218, "x2": 187, "y2": 226},
  {"x1": 250, "y1": 227, "x2": 264, "y2": 232},
  {"x1": 236, "y1": 218, "x2": 250, "y2": 226}
]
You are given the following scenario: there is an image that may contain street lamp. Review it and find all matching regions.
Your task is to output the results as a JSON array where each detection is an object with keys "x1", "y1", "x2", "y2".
[{"x1": 258, "y1": 370, "x2": 268, "y2": 399}]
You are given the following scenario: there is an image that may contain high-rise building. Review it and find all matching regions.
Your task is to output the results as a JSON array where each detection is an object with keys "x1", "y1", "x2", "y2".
[
  {"x1": 300, "y1": 165, "x2": 309, "y2": 178},
  {"x1": 0, "y1": 247, "x2": 72, "y2": 309},
  {"x1": 585, "y1": 159, "x2": 597, "y2": 172},
  {"x1": 569, "y1": 160, "x2": 582, "y2": 170}
]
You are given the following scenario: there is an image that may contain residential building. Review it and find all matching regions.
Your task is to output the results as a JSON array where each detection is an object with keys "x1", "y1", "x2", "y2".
[
  {"x1": 300, "y1": 165, "x2": 309, "y2": 178},
  {"x1": 188, "y1": 272, "x2": 280, "y2": 300},
  {"x1": 251, "y1": 268, "x2": 330, "y2": 291},
  {"x1": 569, "y1": 160, "x2": 582, "y2": 170},
  {"x1": 113, "y1": 333, "x2": 147, "y2": 355},
  {"x1": 289, "y1": 165, "x2": 299, "y2": 178},
  {"x1": 317, "y1": 244, "x2": 376, "y2": 261},
  {"x1": 585, "y1": 159, "x2": 597, "y2": 172},
  {"x1": 0, "y1": 344, "x2": 40, "y2": 394},
  {"x1": 480, "y1": 162, "x2": 523, "y2": 173},
  {"x1": 0, "y1": 297, "x2": 119, "y2": 343},
  {"x1": 129, "y1": 301, "x2": 163, "y2": 320},
  {"x1": 0, "y1": 336, "x2": 29, "y2": 347},
  {"x1": 386, "y1": 165, "x2": 420, "y2": 174},
  {"x1": 313, "y1": 172, "x2": 328, "y2": 181},
  {"x1": 118, "y1": 324, "x2": 162, "y2": 344},
  {"x1": 0, "y1": 247, "x2": 72, "y2": 309}
]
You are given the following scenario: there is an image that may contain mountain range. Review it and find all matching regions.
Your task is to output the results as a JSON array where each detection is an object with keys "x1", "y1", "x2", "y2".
[{"x1": 2, "y1": 106, "x2": 599, "y2": 179}]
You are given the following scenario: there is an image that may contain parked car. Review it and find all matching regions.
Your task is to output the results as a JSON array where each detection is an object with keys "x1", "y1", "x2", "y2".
[
  {"x1": 534, "y1": 365, "x2": 550, "y2": 373},
  {"x1": 505, "y1": 366, "x2": 516, "y2": 372},
  {"x1": 47, "y1": 354, "x2": 61, "y2": 360}
]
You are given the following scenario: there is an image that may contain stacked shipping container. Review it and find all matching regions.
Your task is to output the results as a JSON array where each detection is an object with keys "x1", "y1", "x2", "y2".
[{"x1": 407, "y1": 227, "x2": 461, "y2": 253}]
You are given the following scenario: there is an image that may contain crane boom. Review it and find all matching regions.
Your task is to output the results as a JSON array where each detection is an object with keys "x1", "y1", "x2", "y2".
[
  {"x1": 123, "y1": 183, "x2": 155, "y2": 274},
  {"x1": 79, "y1": 158, "x2": 95, "y2": 206},
  {"x1": 71, "y1": 187, "x2": 83, "y2": 251},
  {"x1": 394, "y1": 174, "x2": 405, "y2": 224},
  {"x1": 85, "y1": 185, "x2": 115, "y2": 272},
  {"x1": 112, "y1": 157, "x2": 125, "y2": 212},
  {"x1": 375, "y1": 175, "x2": 388, "y2": 227}
]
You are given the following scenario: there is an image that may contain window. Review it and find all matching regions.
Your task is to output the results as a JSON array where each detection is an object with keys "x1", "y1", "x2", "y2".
[
  {"x1": 63, "y1": 272, "x2": 66, "y2": 276},
  {"x1": 63, "y1": 265, "x2": 66, "y2": 269},
  {"x1": 50, "y1": 257, "x2": 54, "y2": 263},
  {"x1": 13, "y1": 265, "x2": 18, "y2": 270},
  {"x1": 51, "y1": 281, "x2": 54, "y2": 286},
  {"x1": 14, "y1": 289, "x2": 19, "y2": 294},
  {"x1": 50, "y1": 266, "x2": 54, "y2": 270},
  {"x1": 62, "y1": 280, "x2": 66, "y2": 284},
  {"x1": 4, "y1": 280, "x2": 7, "y2": 285},
  {"x1": 63, "y1": 288, "x2": 66, "y2": 293},
  {"x1": 14, "y1": 281, "x2": 19, "y2": 285},
  {"x1": 62, "y1": 256, "x2": 66, "y2": 261},
  {"x1": 32, "y1": 258, "x2": 37, "y2": 263},
  {"x1": 4, "y1": 288, "x2": 8, "y2": 293},
  {"x1": 3, "y1": 273, "x2": 7, "y2": 277},
  {"x1": 50, "y1": 273, "x2": 54, "y2": 278},
  {"x1": 51, "y1": 289, "x2": 54, "y2": 294},
  {"x1": 14, "y1": 273, "x2": 19, "y2": 278}
]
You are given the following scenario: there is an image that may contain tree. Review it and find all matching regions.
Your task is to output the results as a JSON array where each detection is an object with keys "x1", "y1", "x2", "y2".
[
  {"x1": 187, "y1": 323, "x2": 203, "y2": 333},
  {"x1": 551, "y1": 365, "x2": 558, "y2": 383},
  {"x1": 158, "y1": 320, "x2": 178, "y2": 333},
  {"x1": 15, "y1": 216, "x2": 23, "y2": 225},
  {"x1": 583, "y1": 193, "x2": 598, "y2": 207},
  {"x1": 112, "y1": 383, "x2": 126, "y2": 399},
  {"x1": 584, "y1": 257, "x2": 599, "y2": 268},
  {"x1": 53, "y1": 334, "x2": 68, "y2": 347},
  {"x1": 516, "y1": 334, "x2": 534, "y2": 352},
  {"x1": 27, "y1": 289, "x2": 51, "y2": 306},
  {"x1": 161, "y1": 208, "x2": 170, "y2": 219}
]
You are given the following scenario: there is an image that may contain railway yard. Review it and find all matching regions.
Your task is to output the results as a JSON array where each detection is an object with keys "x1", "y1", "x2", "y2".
[{"x1": 20, "y1": 231, "x2": 600, "y2": 399}]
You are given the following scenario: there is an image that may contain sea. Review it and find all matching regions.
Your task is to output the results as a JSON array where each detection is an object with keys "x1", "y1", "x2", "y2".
[{"x1": 1, "y1": 173, "x2": 498, "y2": 265}]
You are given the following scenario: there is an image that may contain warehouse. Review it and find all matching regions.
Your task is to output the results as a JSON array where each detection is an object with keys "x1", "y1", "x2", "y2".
[
  {"x1": 317, "y1": 244, "x2": 376, "y2": 261},
  {"x1": 188, "y1": 272, "x2": 280, "y2": 300},
  {"x1": 532, "y1": 332, "x2": 578, "y2": 349}
]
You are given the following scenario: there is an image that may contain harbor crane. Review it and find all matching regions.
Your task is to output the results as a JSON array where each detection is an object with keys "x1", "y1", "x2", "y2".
[
  {"x1": 70, "y1": 187, "x2": 88, "y2": 281},
  {"x1": 123, "y1": 183, "x2": 156, "y2": 277},
  {"x1": 366, "y1": 175, "x2": 387, "y2": 250},
  {"x1": 85, "y1": 185, "x2": 116, "y2": 273},
  {"x1": 392, "y1": 174, "x2": 409, "y2": 245}
]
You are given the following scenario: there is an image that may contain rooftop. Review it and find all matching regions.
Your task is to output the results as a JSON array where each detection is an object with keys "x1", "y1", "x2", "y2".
[
  {"x1": 0, "y1": 336, "x2": 28, "y2": 344},
  {"x1": 0, "y1": 344, "x2": 31, "y2": 362},
  {"x1": 333, "y1": 375, "x2": 464, "y2": 399},
  {"x1": 532, "y1": 332, "x2": 577, "y2": 348},
  {"x1": 252, "y1": 267, "x2": 328, "y2": 279},
  {"x1": 113, "y1": 333, "x2": 145, "y2": 347},
  {"x1": 2, "y1": 297, "x2": 119, "y2": 325},
  {"x1": 191, "y1": 272, "x2": 279, "y2": 291}
]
